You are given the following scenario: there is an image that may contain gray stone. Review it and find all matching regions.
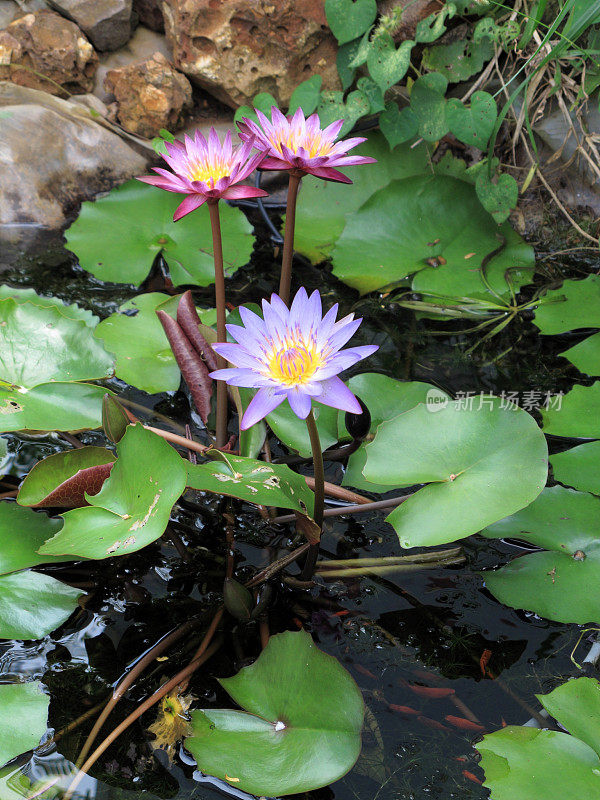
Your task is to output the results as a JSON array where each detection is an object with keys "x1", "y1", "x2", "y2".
[
  {"x1": 47, "y1": 0, "x2": 133, "y2": 51},
  {"x1": 0, "y1": 82, "x2": 148, "y2": 254}
]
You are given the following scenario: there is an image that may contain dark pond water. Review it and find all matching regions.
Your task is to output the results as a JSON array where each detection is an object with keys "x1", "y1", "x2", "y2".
[{"x1": 1, "y1": 215, "x2": 598, "y2": 800}]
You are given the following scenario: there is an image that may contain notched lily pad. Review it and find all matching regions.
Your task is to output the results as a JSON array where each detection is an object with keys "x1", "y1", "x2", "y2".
[
  {"x1": 0, "y1": 682, "x2": 50, "y2": 768},
  {"x1": 0, "y1": 571, "x2": 82, "y2": 640},
  {"x1": 0, "y1": 504, "x2": 71, "y2": 575}
]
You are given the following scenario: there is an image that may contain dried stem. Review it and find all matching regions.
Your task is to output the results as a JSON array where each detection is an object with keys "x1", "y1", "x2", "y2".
[
  {"x1": 270, "y1": 495, "x2": 411, "y2": 525},
  {"x1": 208, "y1": 200, "x2": 229, "y2": 447},
  {"x1": 279, "y1": 172, "x2": 302, "y2": 305}
]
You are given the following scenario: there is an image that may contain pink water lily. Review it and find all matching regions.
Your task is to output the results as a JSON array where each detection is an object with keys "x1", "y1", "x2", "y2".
[
  {"x1": 137, "y1": 128, "x2": 269, "y2": 220},
  {"x1": 209, "y1": 288, "x2": 378, "y2": 429},
  {"x1": 238, "y1": 106, "x2": 376, "y2": 183}
]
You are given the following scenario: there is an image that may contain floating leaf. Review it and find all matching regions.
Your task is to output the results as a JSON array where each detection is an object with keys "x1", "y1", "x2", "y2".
[
  {"x1": 367, "y1": 34, "x2": 414, "y2": 92},
  {"x1": 364, "y1": 398, "x2": 547, "y2": 547},
  {"x1": 482, "y1": 486, "x2": 600, "y2": 623},
  {"x1": 186, "y1": 453, "x2": 314, "y2": 516},
  {"x1": 476, "y1": 677, "x2": 600, "y2": 799},
  {"x1": 0, "y1": 504, "x2": 69, "y2": 575},
  {"x1": 0, "y1": 382, "x2": 110, "y2": 434},
  {"x1": 65, "y1": 180, "x2": 254, "y2": 287},
  {"x1": 0, "y1": 682, "x2": 49, "y2": 767},
  {"x1": 542, "y1": 383, "x2": 600, "y2": 437},
  {"x1": 39, "y1": 425, "x2": 187, "y2": 560},
  {"x1": 533, "y1": 275, "x2": 600, "y2": 334},
  {"x1": 0, "y1": 285, "x2": 97, "y2": 326},
  {"x1": 561, "y1": 332, "x2": 600, "y2": 376},
  {"x1": 325, "y1": 0, "x2": 377, "y2": 44},
  {"x1": 148, "y1": 692, "x2": 194, "y2": 764},
  {"x1": 475, "y1": 170, "x2": 518, "y2": 224},
  {"x1": 289, "y1": 75, "x2": 322, "y2": 115},
  {"x1": 550, "y1": 441, "x2": 600, "y2": 494},
  {"x1": 446, "y1": 91, "x2": 497, "y2": 148},
  {"x1": 185, "y1": 630, "x2": 364, "y2": 796},
  {"x1": 0, "y1": 571, "x2": 81, "y2": 639},
  {"x1": 17, "y1": 447, "x2": 115, "y2": 508},
  {"x1": 266, "y1": 402, "x2": 340, "y2": 459}
]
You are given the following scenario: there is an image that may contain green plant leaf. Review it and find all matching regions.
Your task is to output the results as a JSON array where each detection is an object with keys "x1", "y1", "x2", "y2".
[
  {"x1": 539, "y1": 677, "x2": 600, "y2": 754},
  {"x1": 0, "y1": 382, "x2": 111, "y2": 434},
  {"x1": 421, "y1": 37, "x2": 493, "y2": 83},
  {"x1": 289, "y1": 75, "x2": 322, "y2": 115},
  {"x1": 410, "y1": 72, "x2": 448, "y2": 141},
  {"x1": 293, "y1": 132, "x2": 429, "y2": 263},
  {"x1": 364, "y1": 398, "x2": 547, "y2": 547},
  {"x1": 0, "y1": 504, "x2": 69, "y2": 575},
  {"x1": 17, "y1": 446, "x2": 115, "y2": 508},
  {"x1": 542, "y1": 383, "x2": 600, "y2": 437},
  {"x1": 266, "y1": 402, "x2": 340, "y2": 458},
  {"x1": 0, "y1": 571, "x2": 81, "y2": 639},
  {"x1": 316, "y1": 91, "x2": 347, "y2": 128},
  {"x1": 475, "y1": 171, "x2": 518, "y2": 224},
  {"x1": 325, "y1": 0, "x2": 377, "y2": 44},
  {"x1": 482, "y1": 486, "x2": 600, "y2": 623},
  {"x1": 185, "y1": 629, "x2": 364, "y2": 796},
  {"x1": 0, "y1": 285, "x2": 97, "y2": 326},
  {"x1": 446, "y1": 91, "x2": 497, "y2": 148},
  {"x1": 550, "y1": 441, "x2": 600, "y2": 494},
  {"x1": 379, "y1": 103, "x2": 419, "y2": 148},
  {"x1": 367, "y1": 34, "x2": 414, "y2": 92},
  {"x1": 356, "y1": 76, "x2": 385, "y2": 113},
  {"x1": 561, "y1": 332, "x2": 600, "y2": 376},
  {"x1": 38, "y1": 425, "x2": 187, "y2": 560},
  {"x1": 186, "y1": 453, "x2": 314, "y2": 516},
  {"x1": 415, "y1": 4, "x2": 456, "y2": 43},
  {"x1": 65, "y1": 180, "x2": 254, "y2": 287},
  {"x1": 332, "y1": 175, "x2": 533, "y2": 298},
  {"x1": 339, "y1": 89, "x2": 371, "y2": 137},
  {"x1": 336, "y1": 39, "x2": 360, "y2": 90},
  {"x1": 533, "y1": 275, "x2": 600, "y2": 334},
  {"x1": 0, "y1": 682, "x2": 49, "y2": 767}
]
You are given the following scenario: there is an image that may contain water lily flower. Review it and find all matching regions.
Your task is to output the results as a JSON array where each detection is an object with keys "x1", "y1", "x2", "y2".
[
  {"x1": 210, "y1": 288, "x2": 378, "y2": 429},
  {"x1": 137, "y1": 128, "x2": 269, "y2": 220},
  {"x1": 238, "y1": 106, "x2": 376, "y2": 183}
]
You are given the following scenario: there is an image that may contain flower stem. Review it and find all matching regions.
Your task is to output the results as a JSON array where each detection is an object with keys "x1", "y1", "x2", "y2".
[
  {"x1": 279, "y1": 172, "x2": 302, "y2": 305},
  {"x1": 301, "y1": 408, "x2": 324, "y2": 580},
  {"x1": 208, "y1": 200, "x2": 228, "y2": 448}
]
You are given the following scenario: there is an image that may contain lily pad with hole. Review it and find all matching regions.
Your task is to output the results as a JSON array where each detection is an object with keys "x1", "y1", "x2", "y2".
[
  {"x1": 533, "y1": 275, "x2": 600, "y2": 334},
  {"x1": 481, "y1": 486, "x2": 600, "y2": 624},
  {"x1": 65, "y1": 180, "x2": 254, "y2": 287},
  {"x1": 542, "y1": 383, "x2": 600, "y2": 437},
  {"x1": 476, "y1": 677, "x2": 600, "y2": 799},
  {"x1": 363, "y1": 398, "x2": 547, "y2": 547},
  {"x1": 550, "y1": 441, "x2": 600, "y2": 494},
  {"x1": 0, "y1": 571, "x2": 82, "y2": 640},
  {"x1": 185, "y1": 629, "x2": 364, "y2": 796},
  {"x1": 0, "y1": 383, "x2": 112, "y2": 434},
  {"x1": 38, "y1": 424, "x2": 187, "y2": 560},
  {"x1": 0, "y1": 504, "x2": 71, "y2": 575},
  {"x1": 0, "y1": 682, "x2": 49, "y2": 767}
]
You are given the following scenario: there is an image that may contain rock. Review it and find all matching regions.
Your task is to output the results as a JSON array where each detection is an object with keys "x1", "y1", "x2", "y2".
[
  {"x1": 0, "y1": 10, "x2": 97, "y2": 95},
  {"x1": 162, "y1": 0, "x2": 340, "y2": 108},
  {"x1": 46, "y1": 0, "x2": 133, "y2": 51},
  {"x1": 0, "y1": 0, "x2": 46, "y2": 29},
  {"x1": 133, "y1": 0, "x2": 164, "y2": 32},
  {"x1": 104, "y1": 51, "x2": 192, "y2": 137},
  {"x1": 0, "y1": 82, "x2": 149, "y2": 253}
]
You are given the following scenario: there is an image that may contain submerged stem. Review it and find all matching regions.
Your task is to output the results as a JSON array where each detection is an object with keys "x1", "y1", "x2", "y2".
[
  {"x1": 208, "y1": 200, "x2": 228, "y2": 448},
  {"x1": 301, "y1": 408, "x2": 324, "y2": 580},
  {"x1": 278, "y1": 172, "x2": 302, "y2": 305}
]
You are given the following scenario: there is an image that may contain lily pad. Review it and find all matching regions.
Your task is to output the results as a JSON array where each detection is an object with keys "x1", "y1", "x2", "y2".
[
  {"x1": 186, "y1": 452, "x2": 314, "y2": 516},
  {"x1": 0, "y1": 571, "x2": 81, "y2": 639},
  {"x1": 0, "y1": 285, "x2": 97, "y2": 326},
  {"x1": 266, "y1": 402, "x2": 340, "y2": 459},
  {"x1": 0, "y1": 382, "x2": 111, "y2": 434},
  {"x1": 533, "y1": 275, "x2": 600, "y2": 334},
  {"x1": 542, "y1": 383, "x2": 600, "y2": 437},
  {"x1": 0, "y1": 504, "x2": 70, "y2": 574},
  {"x1": 65, "y1": 180, "x2": 254, "y2": 288},
  {"x1": 185, "y1": 629, "x2": 364, "y2": 796},
  {"x1": 561, "y1": 331, "x2": 600, "y2": 376},
  {"x1": 476, "y1": 678, "x2": 600, "y2": 799},
  {"x1": 550, "y1": 441, "x2": 600, "y2": 494},
  {"x1": 481, "y1": 486, "x2": 600, "y2": 624},
  {"x1": 364, "y1": 398, "x2": 548, "y2": 547},
  {"x1": 17, "y1": 446, "x2": 115, "y2": 508},
  {"x1": 332, "y1": 175, "x2": 534, "y2": 298},
  {"x1": 39, "y1": 424, "x2": 187, "y2": 560},
  {"x1": 0, "y1": 682, "x2": 49, "y2": 767}
]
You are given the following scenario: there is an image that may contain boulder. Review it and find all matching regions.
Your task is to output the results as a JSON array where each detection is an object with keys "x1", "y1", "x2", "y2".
[
  {"x1": 133, "y1": 0, "x2": 164, "y2": 32},
  {"x1": 46, "y1": 0, "x2": 133, "y2": 51},
  {"x1": 0, "y1": 82, "x2": 148, "y2": 253},
  {"x1": 0, "y1": 10, "x2": 97, "y2": 95},
  {"x1": 162, "y1": 0, "x2": 340, "y2": 108},
  {"x1": 104, "y1": 51, "x2": 192, "y2": 137}
]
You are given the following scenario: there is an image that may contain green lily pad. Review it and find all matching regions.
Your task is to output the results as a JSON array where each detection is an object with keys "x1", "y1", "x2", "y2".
[
  {"x1": 481, "y1": 486, "x2": 600, "y2": 624},
  {"x1": 561, "y1": 332, "x2": 600, "y2": 376},
  {"x1": 186, "y1": 452, "x2": 314, "y2": 516},
  {"x1": 542, "y1": 383, "x2": 600, "y2": 437},
  {"x1": 533, "y1": 275, "x2": 600, "y2": 334},
  {"x1": 65, "y1": 180, "x2": 254, "y2": 288},
  {"x1": 17, "y1": 446, "x2": 115, "y2": 508},
  {"x1": 0, "y1": 571, "x2": 81, "y2": 639},
  {"x1": 185, "y1": 629, "x2": 364, "y2": 796},
  {"x1": 332, "y1": 175, "x2": 534, "y2": 298},
  {"x1": 325, "y1": 0, "x2": 377, "y2": 44},
  {"x1": 0, "y1": 382, "x2": 110, "y2": 434},
  {"x1": 39, "y1": 424, "x2": 187, "y2": 560},
  {"x1": 0, "y1": 285, "x2": 97, "y2": 327},
  {"x1": 266, "y1": 401, "x2": 340, "y2": 459},
  {"x1": 476, "y1": 677, "x2": 600, "y2": 799},
  {"x1": 364, "y1": 398, "x2": 548, "y2": 547},
  {"x1": 0, "y1": 504, "x2": 70, "y2": 574},
  {"x1": 293, "y1": 132, "x2": 429, "y2": 263},
  {"x1": 0, "y1": 682, "x2": 49, "y2": 767},
  {"x1": 550, "y1": 441, "x2": 600, "y2": 494}
]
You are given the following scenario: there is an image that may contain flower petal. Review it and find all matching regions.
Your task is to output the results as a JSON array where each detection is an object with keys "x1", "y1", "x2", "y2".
[
  {"x1": 173, "y1": 193, "x2": 207, "y2": 221},
  {"x1": 316, "y1": 376, "x2": 362, "y2": 413},
  {"x1": 287, "y1": 389, "x2": 312, "y2": 419},
  {"x1": 241, "y1": 388, "x2": 286, "y2": 429}
]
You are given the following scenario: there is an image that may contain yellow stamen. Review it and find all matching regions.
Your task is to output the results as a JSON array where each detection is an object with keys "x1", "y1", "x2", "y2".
[
  {"x1": 272, "y1": 130, "x2": 332, "y2": 159},
  {"x1": 266, "y1": 335, "x2": 323, "y2": 387},
  {"x1": 187, "y1": 159, "x2": 230, "y2": 184}
]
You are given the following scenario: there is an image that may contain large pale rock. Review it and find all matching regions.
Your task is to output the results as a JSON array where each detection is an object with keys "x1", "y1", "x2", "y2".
[
  {"x1": 162, "y1": 0, "x2": 340, "y2": 108},
  {"x1": 47, "y1": 0, "x2": 133, "y2": 51},
  {"x1": 104, "y1": 51, "x2": 192, "y2": 137},
  {"x1": 0, "y1": 83, "x2": 148, "y2": 252},
  {"x1": 0, "y1": 10, "x2": 97, "y2": 95}
]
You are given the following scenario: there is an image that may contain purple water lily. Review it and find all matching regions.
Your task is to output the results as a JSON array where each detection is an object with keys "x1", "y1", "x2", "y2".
[
  {"x1": 209, "y1": 288, "x2": 378, "y2": 429},
  {"x1": 238, "y1": 106, "x2": 376, "y2": 183},
  {"x1": 137, "y1": 128, "x2": 268, "y2": 220}
]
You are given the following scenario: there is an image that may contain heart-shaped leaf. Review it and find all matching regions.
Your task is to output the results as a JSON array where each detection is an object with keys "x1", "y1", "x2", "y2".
[
  {"x1": 415, "y1": 4, "x2": 456, "y2": 43},
  {"x1": 185, "y1": 630, "x2": 364, "y2": 796},
  {"x1": 356, "y1": 76, "x2": 385, "y2": 113},
  {"x1": 38, "y1": 424, "x2": 187, "y2": 560},
  {"x1": 364, "y1": 398, "x2": 548, "y2": 547},
  {"x1": 65, "y1": 180, "x2": 254, "y2": 288},
  {"x1": 0, "y1": 682, "x2": 49, "y2": 768},
  {"x1": 446, "y1": 91, "x2": 497, "y2": 148},
  {"x1": 481, "y1": 486, "x2": 600, "y2": 623},
  {"x1": 379, "y1": 103, "x2": 419, "y2": 148},
  {"x1": 289, "y1": 75, "x2": 322, "y2": 115},
  {"x1": 542, "y1": 383, "x2": 600, "y2": 437},
  {"x1": 17, "y1": 446, "x2": 115, "y2": 508},
  {"x1": 410, "y1": 72, "x2": 449, "y2": 141},
  {"x1": 367, "y1": 34, "x2": 414, "y2": 92},
  {"x1": 533, "y1": 275, "x2": 600, "y2": 334},
  {"x1": 0, "y1": 571, "x2": 82, "y2": 639},
  {"x1": 339, "y1": 89, "x2": 371, "y2": 137},
  {"x1": 475, "y1": 171, "x2": 518, "y2": 223},
  {"x1": 550, "y1": 441, "x2": 600, "y2": 494},
  {"x1": 325, "y1": 0, "x2": 377, "y2": 44},
  {"x1": 422, "y1": 37, "x2": 493, "y2": 83},
  {"x1": 0, "y1": 504, "x2": 70, "y2": 575}
]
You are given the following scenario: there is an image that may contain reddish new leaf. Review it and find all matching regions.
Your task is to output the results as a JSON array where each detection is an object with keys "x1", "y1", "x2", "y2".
[{"x1": 177, "y1": 290, "x2": 219, "y2": 371}]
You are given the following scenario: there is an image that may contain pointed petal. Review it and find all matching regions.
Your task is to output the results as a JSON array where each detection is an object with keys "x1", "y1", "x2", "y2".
[
  {"x1": 316, "y1": 376, "x2": 362, "y2": 413},
  {"x1": 307, "y1": 166, "x2": 353, "y2": 183},
  {"x1": 287, "y1": 389, "x2": 312, "y2": 419},
  {"x1": 173, "y1": 193, "x2": 207, "y2": 220},
  {"x1": 241, "y1": 388, "x2": 286, "y2": 429},
  {"x1": 221, "y1": 185, "x2": 269, "y2": 200}
]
